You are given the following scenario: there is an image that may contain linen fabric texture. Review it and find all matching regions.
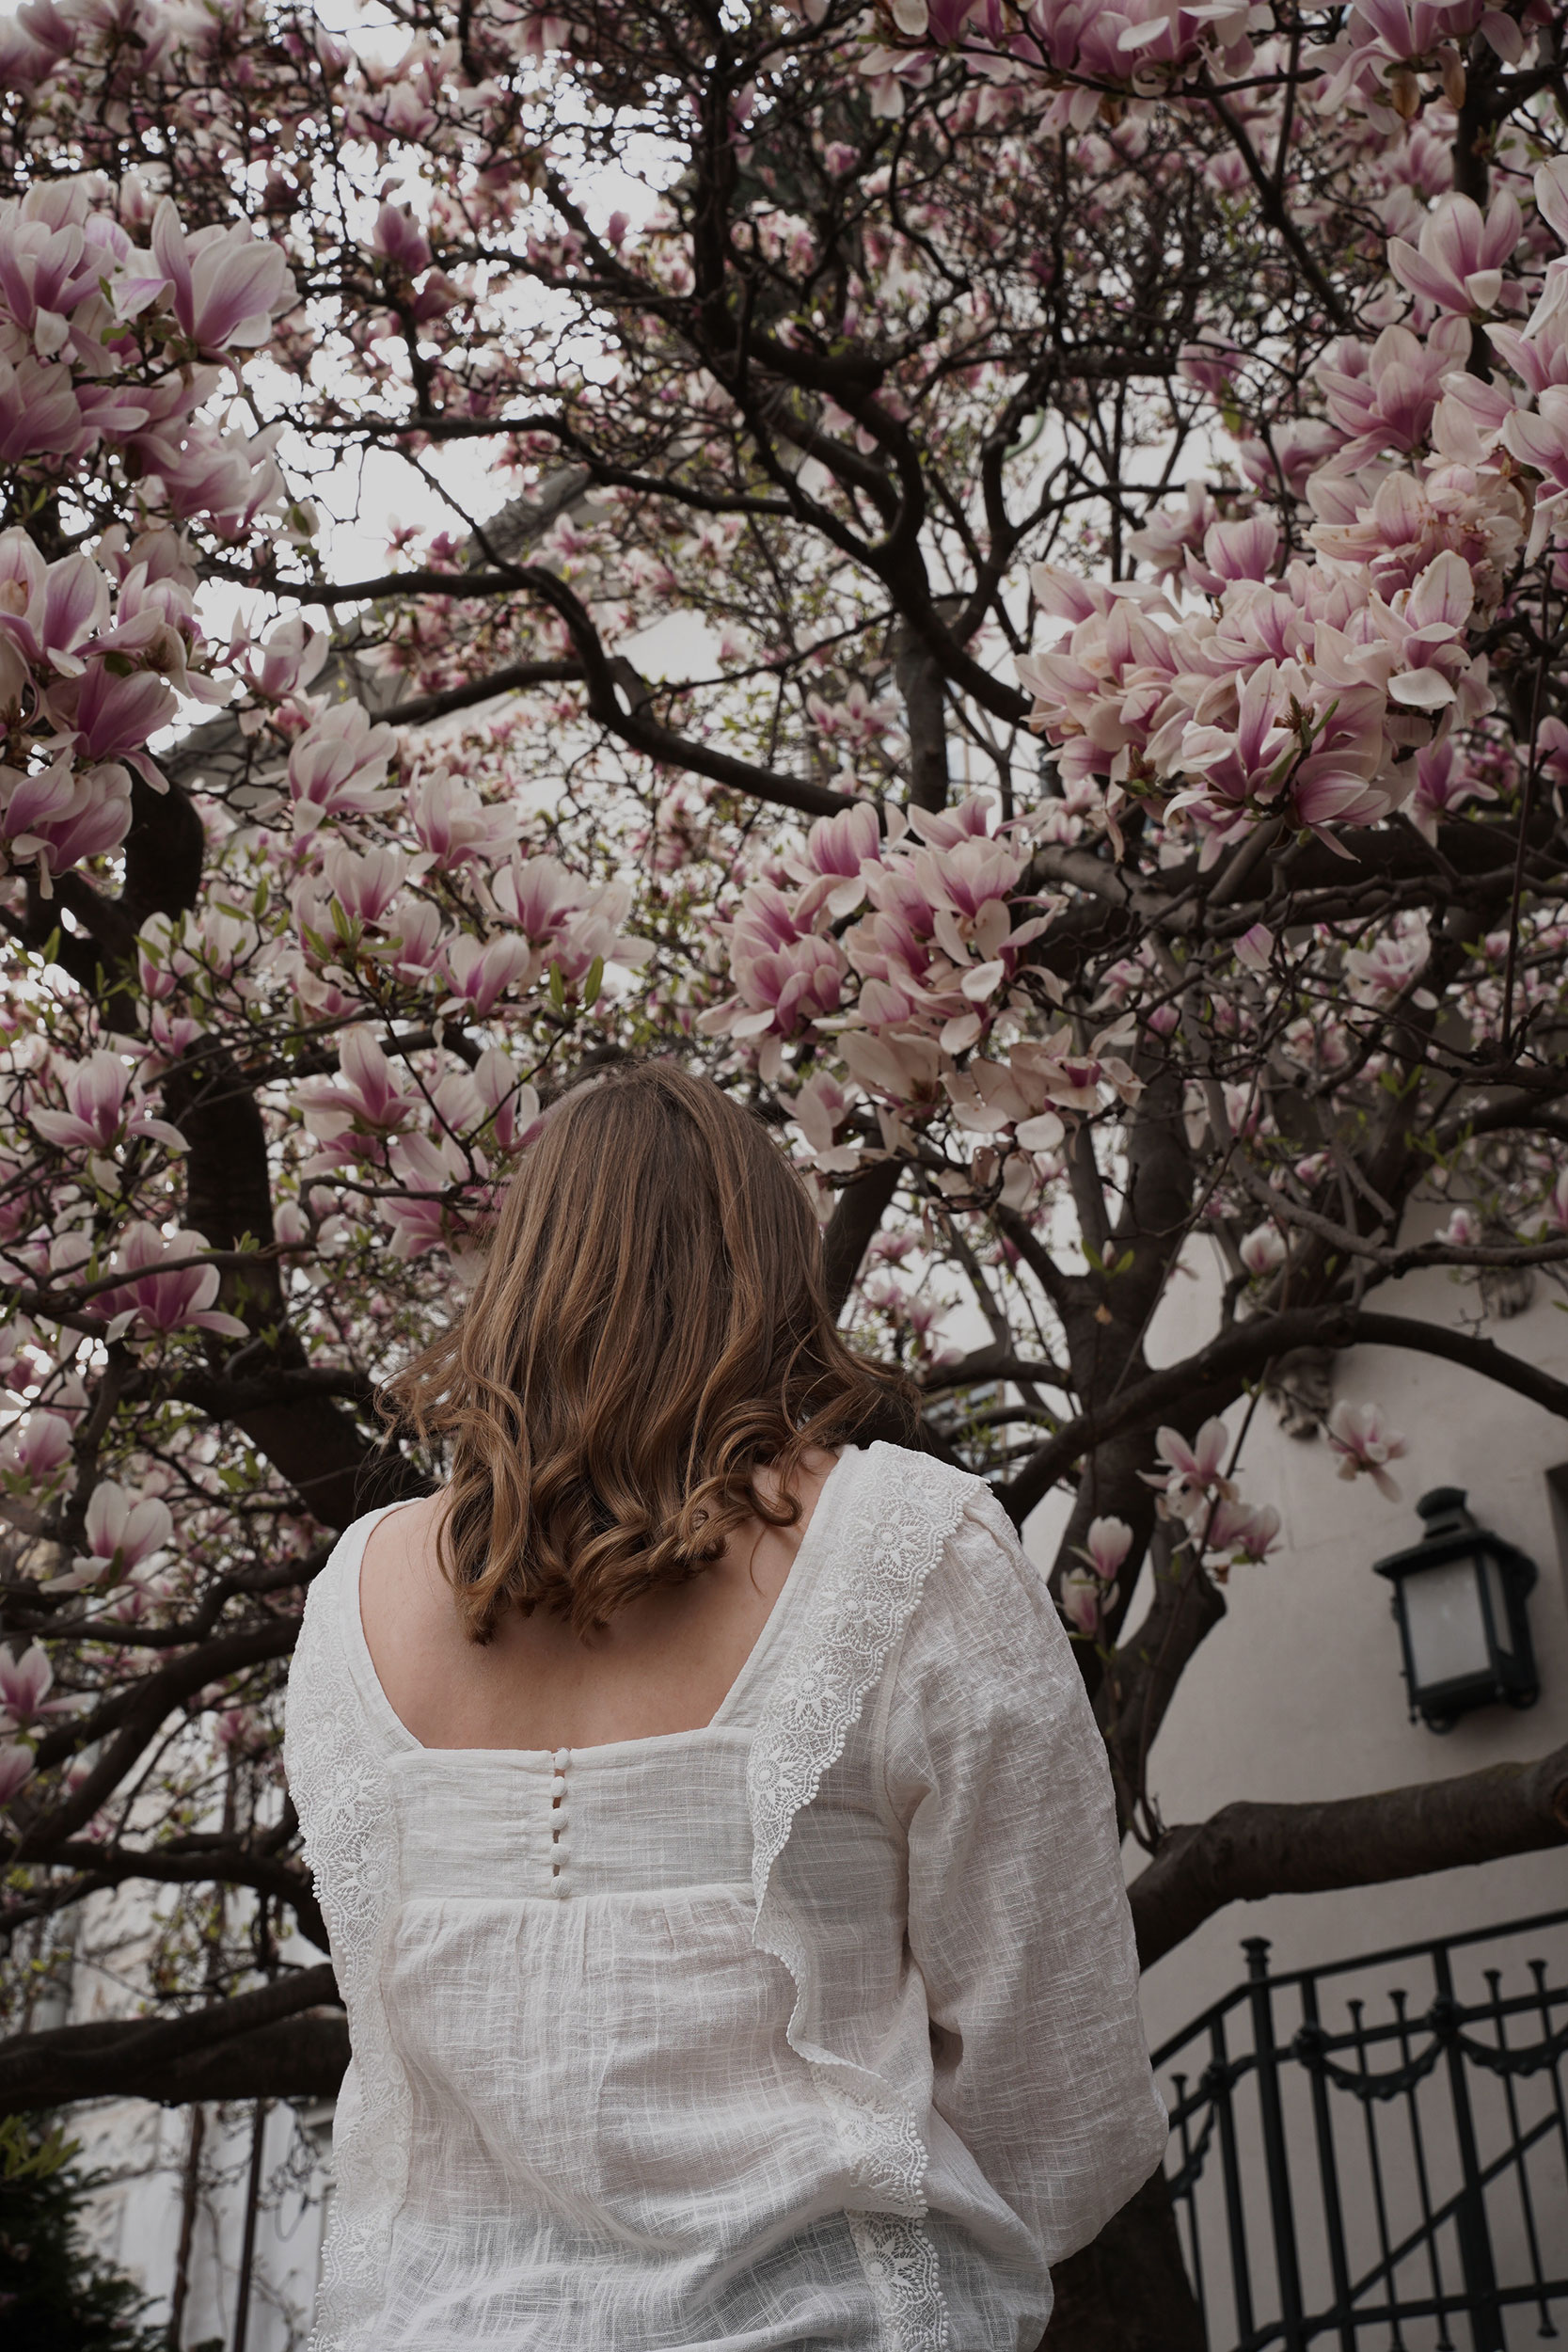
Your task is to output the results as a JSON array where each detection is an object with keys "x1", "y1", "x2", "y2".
[{"x1": 282, "y1": 1441, "x2": 1167, "y2": 2351}]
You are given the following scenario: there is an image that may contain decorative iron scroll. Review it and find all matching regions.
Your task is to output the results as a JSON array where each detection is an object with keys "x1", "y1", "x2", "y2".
[{"x1": 1291, "y1": 1998, "x2": 1568, "y2": 2102}]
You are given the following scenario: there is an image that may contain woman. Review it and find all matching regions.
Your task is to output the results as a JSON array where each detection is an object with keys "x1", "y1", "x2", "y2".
[{"x1": 284, "y1": 1063, "x2": 1165, "y2": 2352}]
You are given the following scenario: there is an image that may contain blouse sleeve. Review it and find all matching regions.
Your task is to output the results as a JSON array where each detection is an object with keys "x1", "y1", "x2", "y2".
[{"x1": 881, "y1": 1487, "x2": 1167, "y2": 2266}]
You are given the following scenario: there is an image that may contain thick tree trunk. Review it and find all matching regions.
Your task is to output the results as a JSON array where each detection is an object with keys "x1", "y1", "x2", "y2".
[{"x1": 1041, "y1": 2165, "x2": 1205, "y2": 2352}]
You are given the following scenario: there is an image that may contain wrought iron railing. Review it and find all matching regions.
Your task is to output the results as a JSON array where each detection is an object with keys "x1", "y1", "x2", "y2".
[{"x1": 1153, "y1": 1907, "x2": 1568, "y2": 2350}]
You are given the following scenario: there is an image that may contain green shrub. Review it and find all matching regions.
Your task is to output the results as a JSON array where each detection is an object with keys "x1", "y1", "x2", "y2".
[{"x1": 0, "y1": 2116, "x2": 164, "y2": 2352}]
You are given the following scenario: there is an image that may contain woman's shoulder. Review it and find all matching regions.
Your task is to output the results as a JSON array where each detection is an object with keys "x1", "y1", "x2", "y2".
[
  {"x1": 850, "y1": 1438, "x2": 990, "y2": 1522},
  {"x1": 287, "y1": 1500, "x2": 412, "y2": 1704},
  {"x1": 852, "y1": 1439, "x2": 1026, "y2": 1587},
  {"x1": 855, "y1": 1445, "x2": 1065, "y2": 1696},
  {"x1": 821, "y1": 1441, "x2": 1053, "y2": 1700}
]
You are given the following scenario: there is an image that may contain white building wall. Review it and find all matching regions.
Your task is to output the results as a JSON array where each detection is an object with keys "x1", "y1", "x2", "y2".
[
  {"x1": 1118, "y1": 1248, "x2": 1568, "y2": 2051},
  {"x1": 73, "y1": 2091, "x2": 327, "y2": 2350}
]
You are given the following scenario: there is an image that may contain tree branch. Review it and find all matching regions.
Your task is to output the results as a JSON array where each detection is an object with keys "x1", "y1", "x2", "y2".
[
  {"x1": 1001, "y1": 1303, "x2": 1568, "y2": 1524},
  {"x1": 822, "y1": 1159, "x2": 902, "y2": 1318},
  {"x1": 0, "y1": 1966, "x2": 344, "y2": 2116},
  {"x1": 1131, "y1": 1740, "x2": 1568, "y2": 1969}
]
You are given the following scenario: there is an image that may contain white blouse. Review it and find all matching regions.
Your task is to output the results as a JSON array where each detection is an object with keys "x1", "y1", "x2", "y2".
[{"x1": 283, "y1": 1443, "x2": 1166, "y2": 2352}]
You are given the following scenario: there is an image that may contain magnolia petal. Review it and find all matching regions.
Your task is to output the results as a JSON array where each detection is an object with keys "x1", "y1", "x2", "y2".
[{"x1": 1388, "y1": 669, "x2": 1457, "y2": 709}]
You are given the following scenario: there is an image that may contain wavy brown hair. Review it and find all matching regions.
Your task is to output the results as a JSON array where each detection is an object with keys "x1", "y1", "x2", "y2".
[{"x1": 381, "y1": 1062, "x2": 911, "y2": 1638}]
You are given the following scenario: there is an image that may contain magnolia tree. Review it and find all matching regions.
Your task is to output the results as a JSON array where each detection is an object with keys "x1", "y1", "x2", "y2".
[{"x1": 5, "y1": 0, "x2": 1568, "y2": 2334}]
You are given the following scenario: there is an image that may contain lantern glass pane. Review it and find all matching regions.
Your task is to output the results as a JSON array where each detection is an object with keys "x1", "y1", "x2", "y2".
[
  {"x1": 1484, "y1": 1556, "x2": 1513, "y2": 1655},
  {"x1": 1402, "y1": 1557, "x2": 1491, "y2": 1688}
]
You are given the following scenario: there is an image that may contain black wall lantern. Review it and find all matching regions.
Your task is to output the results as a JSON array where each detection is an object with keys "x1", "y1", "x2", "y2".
[{"x1": 1372, "y1": 1488, "x2": 1540, "y2": 1732}]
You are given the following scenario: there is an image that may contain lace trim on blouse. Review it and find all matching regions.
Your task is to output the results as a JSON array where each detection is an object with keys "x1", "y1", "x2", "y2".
[
  {"x1": 284, "y1": 1517, "x2": 409, "y2": 2352},
  {"x1": 747, "y1": 1444, "x2": 971, "y2": 2352}
]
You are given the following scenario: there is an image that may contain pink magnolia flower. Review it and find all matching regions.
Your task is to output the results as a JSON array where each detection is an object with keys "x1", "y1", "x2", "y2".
[
  {"x1": 1206, "y1": 1500, "x2": 1283, "y2": 1562},
  {"x1": 837, "y1": 1026, "x2": 943, "y2": 1108},
  {"x1": 491, "y1": 852, "x2": 594, "y2": 946},
  {"x1": 150, "y1": 198, "x2": 295, "y2": 355},
  {"x1": 1345, "y1": 912, "x2": 1432, "y2": 999},
  {"x1": 320, "y1": 841, "x2": 408, "y2": 927},
  {"x1": 1316, "y1": 0, "x2": 1485, "y2": 110},
  {"x1": 94, "y1": 1223, "x2": 249, "y2": 1342},
  {"x1": 1082, "y1": 1515, "x2": 1133, "y2": 1579},
  {"x1": 0, "y1": 1640, "x2": 75, "y2": 1731},
  {"x1": 0, "y1": 1742, "x2": 34, "y2": 1806},
  {"x1": 1437, "y1": 1204, "x2": 1482, "y2": 1245},
  {"x1": 386, "y1": 1129, "x2": 466, "y2": 1196},
  {"x1": 1410, "y1": 738, "x2": 1497, "y2": 840},
  {"x1": 1185, "y1": 515, "x2": 1280, "y2": 596},
  {"x1": 297, "y1": 1026, "x2": 419, "y2": 1140},
  {"x1": 237, "y1": 612, "x2": 330, "y2": 706},
  {"x1": 791, "y1": 1070, "x2": 861, "y2": 1171},
  {"x1": 0, "y1": 352, "x2": 86, "y2": 465},
  {"x1": 1537, "y1": 155, "x2": 1568, "y2": 247},
  {"x1": 48, "y1": 659, "x2": 179, "y2": 787},
  {"x1": 382, "y1": 897, "x2": 445, "y2": 980},
  {"x1": 408, "y1": 767, "x2": 524, "y2": 866},
  {"x1": 1172, "y1": 666, "x2": 1386, "y2": 850},
  {"x1": 731, "y1": 932, "x2": 846, "y2": 1040},
  {"x1": 1151, "y1": 1418, "x2": 1237, "y2": 1525},
  {"x1": 0, "y1": 0, "x2": 75, "y2": 91},
  {"x1": 1, "y1": 755, "x2": 133, "y2": 890},
  {"x1": 1240, "y1": 1224, "x2": 1288, "y2": 1275},
  {"x1": 1126, "y1": 480, "x2": 1216, "y2": 577},
  {"x1": 134, "y1": 414, "x2": 285, "y2": 538},
  {"x1": 906, "y1": 790, "x2": 1006, "y2": 851},
  {"x1": 1235, "y1": 923, "x2": 1274, "y2": 974},
  {"x1": 942, "y1": 1054, "x2": 1036, "y2": 1136},
  {"x1": 30, "y1": 1049, "x2": 185, "y2": 1155},
  {"x1": 1060, "y1": 1567, "x2": 1106, "y2": 1637},
  {"x1": 1502, "y1": 387, "x2": 1568, "y2": 556},
  {"x1": 379, "y1": 1191, "x2": 455, "y2": 1261},
  {"x1": 912, "y1": 834, "x2": 1031, "y2": 965},
  {"x1": 0, "y1": 531, "x2": 109, "y2": 673},
  {"x1": 471, "y1": 1049, "x2": 542, "y2": 1152},
  {"x1": 804, "y1": 678, "x2": 902, "y2": 748},
  {"x1": 1371, "y1": 549, "x2": 1479, "y2": 716},
  {"x1": 440, "y1": 933, "x2": 533, "y2": 1018},
  {"x1": 788, "y1": 801, "x2": 881, "y2": 917},
  {"x1": 288, "y1": 704, "x2": 399, "y2": 831},
  {"x1": 64, "y1": 1478, "x2": 175, "y2": 1586},
  {"x1": 1488, "y1": 262, "x2": 1568, "y2": 399},
  {"x1": 373, "y1": 200, "x2": 434, "y2": 275},
  {"x1": 1325, "y1": 1401, "x2": 1409, "y2": 1499},
  {"x1": 1316, "y1": 319, "x2": 1469, "y2": 468},
  {"x1": 1388, "y1": 190, "x2": 1521, "y2": 316},
  {"x1": 3, "y1": 1408, "x2": 73, "y2": 1485}
]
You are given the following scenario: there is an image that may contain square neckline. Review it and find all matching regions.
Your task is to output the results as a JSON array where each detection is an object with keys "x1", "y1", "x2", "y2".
[{"x1": 346, "y1": 1448, "x2": 858, "y2": 1761}]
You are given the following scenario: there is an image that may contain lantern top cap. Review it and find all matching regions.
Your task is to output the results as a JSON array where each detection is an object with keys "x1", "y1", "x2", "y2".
[
  {"x1": 1417, "y1": 1486, "x2": 1471, "y2": 1525},
  {"x1": 1373, "y1": 1489, "x2": 1537, "y2": 1595}
]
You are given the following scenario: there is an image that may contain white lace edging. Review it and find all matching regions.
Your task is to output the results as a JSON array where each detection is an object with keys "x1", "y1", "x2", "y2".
[
  {"x1": 283, "y1": 1542, "x2": 408, "y2": 2352},
  {"x1": 747, "y1": 1444, "x2": 971, "y2": 2351}
]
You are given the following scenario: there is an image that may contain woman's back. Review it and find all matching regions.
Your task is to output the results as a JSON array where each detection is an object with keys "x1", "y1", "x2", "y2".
[
  {"x1": 358, "y1": 1453, "x2": 838, "y2": 1754},
  {"x1": 286, "y1": 1441, "x2": 1166, "y2": 2352}
]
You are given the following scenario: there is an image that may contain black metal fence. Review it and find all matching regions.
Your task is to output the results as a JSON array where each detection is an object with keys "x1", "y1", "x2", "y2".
[{"x1": 1153, "y1": 1907, "x2": 1568, "y2": 2350}]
